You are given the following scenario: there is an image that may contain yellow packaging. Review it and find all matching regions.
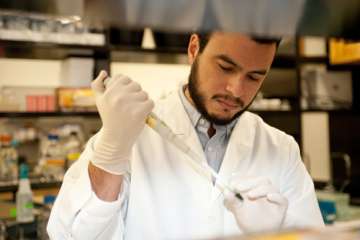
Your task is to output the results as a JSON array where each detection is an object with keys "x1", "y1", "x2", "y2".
[{"x1": 330, "y1": 38, "x2": 360, "y2": 65}]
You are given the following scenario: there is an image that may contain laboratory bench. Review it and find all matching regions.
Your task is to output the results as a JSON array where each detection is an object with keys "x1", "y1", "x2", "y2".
[
  {"x1": 0, "y1": 178, "x2": 61, "y2": 202},
  {"x1": 0, "y1": 200, "x2": 51, "y2": 240},
  {"x1": 317, "y1": 190, "x2": 360, "y2": 224}
]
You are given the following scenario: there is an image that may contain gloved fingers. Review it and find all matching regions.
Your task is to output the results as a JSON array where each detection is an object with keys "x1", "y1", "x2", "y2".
[
  {"x1": 231, "y1": 177, "x2": 271, "y2": 194},
  {"x1": 143, "y1": 100, "x2": 155, "y2": 113},
  {"x1": 91, "y1": 70, "x2": 108, "y2": 93},
  {"x1": 246, "y1": 182, "x2": 276, "y2": 200},
  {"x1": 124, "y1": 80, "x2": 142, "y2": 92},
  {"x1": 128, "y1": 91, "x2": 150, "y2": 102},
  {"x1": 132, "y1": 100, "x2": 155, "y2": 119},
  {"x1": 266, "y1": 192, "x2": 288, "y2": 206},
  {"x1": 103, "y1": 75, "x2": 133, "y2": 94},
  {"x1": 101, "y1": 80, "x2": 140, "y2": 101},
  {"x1": 223, "y1": 191, "x2": 243, "y2": 212},
  {"x1": 113, "y1": 74, "x2": 132, "y2": 85}
]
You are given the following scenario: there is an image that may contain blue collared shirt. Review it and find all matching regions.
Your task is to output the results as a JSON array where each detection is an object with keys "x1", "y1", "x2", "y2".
[{"x1": 179, "y1": 86, "x2": 238, "y2": 173}]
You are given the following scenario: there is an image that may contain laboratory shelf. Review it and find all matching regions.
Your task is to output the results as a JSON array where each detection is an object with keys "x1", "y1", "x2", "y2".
[
  {"x1": 110, "y1": 44, "x2": 187, "y2": 54},
  {"x1": 0, "y1": 40, "x2": 106, "y2": 50},
  {"x1": 302, "y1": 109, "x2": 360, "y2": 115},
  {"x1": 0, "y1": 179, "x2": 62, "y2": 193},
  {"x1": 297, "y1": 56, "x2": 360, "y2": 70},
  {"x1": 1, "y1": 38, "x2": 301, "y2": 69},
  {"x1": 0, "y1": 111, "x2": 100, "y2": 118},
  {"x1": 0, "y1": 39, "x2": 108, "y2": 60}
]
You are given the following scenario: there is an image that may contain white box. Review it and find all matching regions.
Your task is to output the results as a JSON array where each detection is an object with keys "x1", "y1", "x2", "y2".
[{"x1": 60, "y1": 58, "x2": 94, "y2": 87}]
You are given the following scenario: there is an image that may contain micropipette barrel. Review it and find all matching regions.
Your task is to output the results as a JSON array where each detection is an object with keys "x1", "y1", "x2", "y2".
[{"x1": 146, "y1": 113, "x2": 243, "y2": 201}]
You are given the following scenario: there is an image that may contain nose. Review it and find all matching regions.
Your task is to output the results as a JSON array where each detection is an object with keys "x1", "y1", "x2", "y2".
[{"x1": 225, "y1": 74, "x2": 246, "y2": 98}]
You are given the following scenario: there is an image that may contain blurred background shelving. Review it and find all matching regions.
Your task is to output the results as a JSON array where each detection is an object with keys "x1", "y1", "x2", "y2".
[{"x1": 0, "y1": 1, "x2": 360, "y2": 238}]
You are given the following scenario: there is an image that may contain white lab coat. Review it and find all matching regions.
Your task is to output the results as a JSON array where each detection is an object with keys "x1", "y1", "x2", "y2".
[{"x1": 48, "y1": 88, "x2": 324, "y2": 240}]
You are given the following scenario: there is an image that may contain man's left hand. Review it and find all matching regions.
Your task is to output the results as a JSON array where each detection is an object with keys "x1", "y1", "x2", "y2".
[{"x1": 224, "y1": 177, "x2": 288, "y2": 233}]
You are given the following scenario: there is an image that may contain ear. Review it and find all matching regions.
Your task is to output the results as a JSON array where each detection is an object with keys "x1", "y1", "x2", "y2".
[{"x1": 187, "y1": 34, "x2": 200, "y2": 65}]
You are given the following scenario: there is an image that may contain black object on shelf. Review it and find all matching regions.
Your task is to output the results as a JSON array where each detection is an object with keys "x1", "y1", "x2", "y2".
[
  {"x1": 109, "y1": 27, "x2": 144, "y2": 46},
  {"x1": 272, "y1": 55, "x2": 296, "y2": 68},
  {"x1": 314, "y1": 181, "x2": 328, "y2": 190},
  {"x1": 348, "y1": 179, "x2": 360, "y2": 206},
  {"x1": 152, "y1": 31, "x2": 191, "y2": 49}
]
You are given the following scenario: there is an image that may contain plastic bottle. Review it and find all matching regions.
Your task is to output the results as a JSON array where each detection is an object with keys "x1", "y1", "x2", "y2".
[
  {"x1": 38, "y1": 134, "x2": 65, "y2": 180},
  {"x1": 65, "y1": 131, "x2": 82, "y2": 168},
  {"x1": 0, "y1": 134, "x2": 18, "y2": 182},
  {"x1": 16, "y1": 163, "x2": 34, "y2": 223}
]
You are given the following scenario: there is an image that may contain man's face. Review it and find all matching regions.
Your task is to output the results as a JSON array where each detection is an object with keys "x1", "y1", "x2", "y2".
[{"x1": 186, "y1": 32, "x2": 277, "y2": 125}]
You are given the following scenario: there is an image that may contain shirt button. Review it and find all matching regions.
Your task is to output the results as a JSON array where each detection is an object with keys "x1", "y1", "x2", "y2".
[
  {"x1": 199, "y1": 119, "x2": 205, "y2": 125},
  {"x1": 208, "y1": 147, "x2": 213, "y2": 152}
]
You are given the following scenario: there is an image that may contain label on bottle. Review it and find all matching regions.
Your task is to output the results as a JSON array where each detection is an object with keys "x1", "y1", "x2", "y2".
[{"x1": 16, "y1": 193, "x2": 34, "y2": 223}]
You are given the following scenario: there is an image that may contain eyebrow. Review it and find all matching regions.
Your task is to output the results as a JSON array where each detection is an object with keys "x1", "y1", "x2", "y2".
[{"x1": 216, "y1": 54, "x2": 268, "y2": 75}]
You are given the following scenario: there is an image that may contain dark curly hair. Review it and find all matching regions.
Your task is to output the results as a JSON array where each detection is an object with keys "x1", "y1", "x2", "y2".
[{"x1": 197, "y1": 32, "x2": 281, "y2": 53}]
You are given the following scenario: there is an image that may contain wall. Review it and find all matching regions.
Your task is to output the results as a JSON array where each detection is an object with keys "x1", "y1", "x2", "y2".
[
  {"x1": 111, "y1": 62, "x2": 190, "y2": 100},
  {"x1": 0, "y1": 59, "x2": 62, "y2": 87},
  {"x1": 301, "y1": 112, "x2": 331, "y2": 182}
]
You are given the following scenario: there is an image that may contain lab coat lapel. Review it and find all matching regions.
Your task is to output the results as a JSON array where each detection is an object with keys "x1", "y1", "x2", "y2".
[
  {"x1": 211, "y1": 112, "x2": 255, "y2": 201},
  {"x1": 155, "y1": 89, "x2": 210, "y2": 177}
]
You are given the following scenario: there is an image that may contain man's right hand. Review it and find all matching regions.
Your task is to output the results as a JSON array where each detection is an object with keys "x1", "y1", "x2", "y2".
[{"x1": 90, "y1": 71, "x2": 154, "y2": 175}]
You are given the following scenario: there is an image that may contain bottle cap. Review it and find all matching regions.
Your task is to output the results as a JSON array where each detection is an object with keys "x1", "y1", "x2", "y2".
[
  {"x1": 48, "y1": 134, "x2": 59, "y2": 141},
  {"x1": 19, "y1": 163, "x2": 29, "y2": 179},
  {"x1": 44, "y1": 195, "x2": 56, "y2": 205}
]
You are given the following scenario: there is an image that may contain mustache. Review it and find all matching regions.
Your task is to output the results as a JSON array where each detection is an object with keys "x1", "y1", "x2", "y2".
[{"x1": 212, "y1": 94, "x2": 244, "y2": 108}]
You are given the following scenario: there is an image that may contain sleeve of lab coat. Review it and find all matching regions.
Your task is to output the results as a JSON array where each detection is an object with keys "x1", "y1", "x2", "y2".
[
  {"x1": 47, "y1": 135, "x2": 130, "y2": 240},
  {"x1": 281, "y1": 137, "x2": 325, "y2": 229}
]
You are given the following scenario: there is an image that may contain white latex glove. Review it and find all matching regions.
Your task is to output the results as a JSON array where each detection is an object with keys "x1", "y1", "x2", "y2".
[
  {"x1": 90, "y1": 71, "x2": 154, "y2": 175},
  {"x1": 224, "y1": 177, "x2": 288, "y2": 233}
]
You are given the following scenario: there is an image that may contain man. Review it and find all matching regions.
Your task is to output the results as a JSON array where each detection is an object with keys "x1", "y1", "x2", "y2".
[{"x1": 48, "y1": 32, "x2": 324, "y2": 239}]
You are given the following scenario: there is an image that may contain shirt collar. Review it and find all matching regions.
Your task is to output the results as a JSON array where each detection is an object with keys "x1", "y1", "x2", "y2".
[{"x1": 178, "y1": 85, "x2": 238, "y2": 137}]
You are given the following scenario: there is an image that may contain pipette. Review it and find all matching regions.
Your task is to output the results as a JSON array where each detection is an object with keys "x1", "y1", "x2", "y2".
[
  {"x1": 103, "y1": 77, "x2": 243, "y2": 201},
  {"x1": 146, "y1": 113, "x2": 243, "y2": 201}
]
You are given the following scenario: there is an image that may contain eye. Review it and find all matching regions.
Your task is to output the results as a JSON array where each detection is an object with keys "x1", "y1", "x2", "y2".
[
  {"x1": 218, "y1": 64, "x2": 234, "y2": 73},
  {"x1": 247, "y1": 74, "x2": 260, "y2": 82}
]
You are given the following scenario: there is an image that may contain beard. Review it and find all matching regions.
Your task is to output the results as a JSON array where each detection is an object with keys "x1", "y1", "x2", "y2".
[{"x1": 187, "y1": 57, "x2": 252, "y2": 126}]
